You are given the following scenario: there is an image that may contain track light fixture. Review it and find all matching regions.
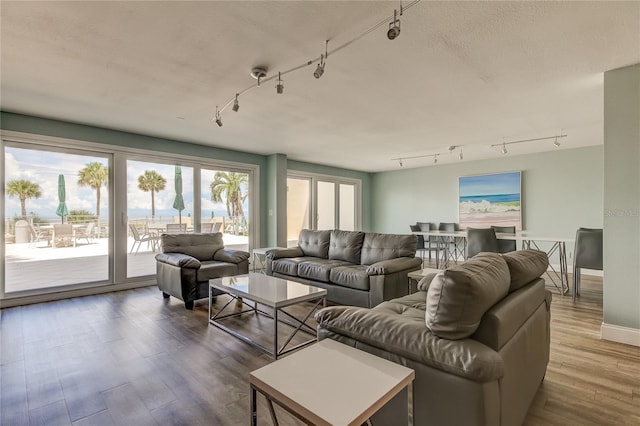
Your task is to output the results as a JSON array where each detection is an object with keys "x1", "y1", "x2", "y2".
[
  {"x1": 433, "y1": 154, "x2": 438, "y2": 164},
  {"x1": 399, "y1": 159, "x2": 403, "y2": 167},
  {"x1": 214, "y1": 107, "x2": 222, "y2": 127},
  {"x1": 232, "y1": 94, "x2": 240, "y2": 112},
  {"x1": 213, "y1": 1, "x2": 422, "y2": 126},
  {"x1": 491, "y1": 132, "x2": 568, "y2": 153},
  {"x1": 387, "y1": 7, "x2": 402, "y2": 40},
  {"x1": 276, "y1": 73, "x2": 284, "y2": 94},
  {"x1": 458, "y1": 148, "x2": 464, "y2": 160},
  {"x1": 314, "y1": 41, "x2": 329, "y2": 79}
]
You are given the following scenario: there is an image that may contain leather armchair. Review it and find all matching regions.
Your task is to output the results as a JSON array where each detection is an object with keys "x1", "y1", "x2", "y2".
[{"x1": 155, "y1": 233, "x2": 249, "y2": 309}]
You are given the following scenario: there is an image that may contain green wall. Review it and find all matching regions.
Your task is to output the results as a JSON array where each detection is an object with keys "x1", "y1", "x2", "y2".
[
  {"x1": 603, "y1": 64, "x2": 640, "y2": 331},
  {"x1": 371, "y1": 146, "x2": 604, "y2": 261}
]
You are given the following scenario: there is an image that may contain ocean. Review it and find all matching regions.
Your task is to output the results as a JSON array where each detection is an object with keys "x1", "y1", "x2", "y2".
[{"x1": 459, "y1": 193, "x2": 520, "y2": 203}]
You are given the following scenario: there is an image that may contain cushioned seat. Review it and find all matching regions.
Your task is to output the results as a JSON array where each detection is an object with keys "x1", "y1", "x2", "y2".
[
  {"x1": 196, "y1": 261, "x2": 243, "y2": 281},
  {"x1": 270, "y1": 257, "x2": 320, "y2": 277},
  {"x1": 298, "y1": 259, "x2": 352, "y2": 282},
  {"x1": 329, "y1": 264, "x2": 370, "y2": 290}
]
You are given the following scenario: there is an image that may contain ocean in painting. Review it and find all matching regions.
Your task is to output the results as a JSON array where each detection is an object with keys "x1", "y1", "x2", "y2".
[{"x1": 459, "y1": 193, "x2": 520, "y2": 204}]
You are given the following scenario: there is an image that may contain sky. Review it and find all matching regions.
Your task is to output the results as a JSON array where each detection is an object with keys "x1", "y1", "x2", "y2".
[
  {"x1": 5, "y1": 147, "x2": 246, "y2": 222},
  {"x1": 458, "y1": 171, "x2": 521, "y2": 197}
]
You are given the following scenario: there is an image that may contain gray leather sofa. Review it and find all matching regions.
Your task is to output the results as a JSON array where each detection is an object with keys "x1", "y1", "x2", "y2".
[
  {"x1": 155, "y1": 233, "x2": 250, "y2": 309},
  {"x1": 316, "y1": 250, "x2": 552, "y2": 426},
  {"x1": 266, "y1": 229, "x2": 423, "y2": 308}
]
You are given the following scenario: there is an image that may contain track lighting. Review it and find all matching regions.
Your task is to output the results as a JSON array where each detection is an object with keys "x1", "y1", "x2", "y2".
[
  {"x1": 501, "y1": 143, "x2": 508, "y2": 155},
  {"x1": 232, "y1": 94, "x2": 240, "y2": 112},
  {"x1": 250, "y1": 67, "x2": 268, "y2": 86},
  {"x1": 314, "y1": 41, "x2": 328, "y2": 79},
  {"x1": 276, "y1": 73, "x2": 284, "y2": 94},
  {"x1": 387, "y1": 8, "x2": 402, "y2": 40},
  {"x1": 491, "y1": 132, "x2": 567, "y2": 151},
  {"x1": 399, "y1": 159, "x2": 403, "y2": 167},
  {"x1": 433, "y1": 154, "x2": 438, "y2": 164},
  {"x1": 553, "y1": 137, "x2": 560, "y2": 147},
  {"x1": 458, "y1": 148, "x2": 464, "y2": 160},
  {"x1": 214, "y1": 107, "x2": 222, "y2": 127}
]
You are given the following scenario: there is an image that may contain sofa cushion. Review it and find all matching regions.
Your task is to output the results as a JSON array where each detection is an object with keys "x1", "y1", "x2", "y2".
[
  {"x1": 271, "y1": 257, "x2": 322, "y2": 277},
  {"x1": 502, "y1": 250, "x2": 549, "y2": 292},
  {"x1": 360, "y1": 233, "x2": 417, "y2": 265},
  {"x1": 298, "y1": 259, "x2": 351, "y2": 283},
  {"x1": 329, "y1": 230, "x2": 365, "y2": 264},
  {"x1": 329, "y1": 265, "x2": 370, "y2": 290},
  {"x1": 196, "y1": 261, "x2": 239, "y2": 281},
  {"x1": 426, "y1": 253, "x2": 510, "y2": 340},
  {"x1": 298, "y1": 229, "x2": 331, "y2": 258},
  {"x1": 162, "y1": 233, "x2": 223, "y2": 261}
]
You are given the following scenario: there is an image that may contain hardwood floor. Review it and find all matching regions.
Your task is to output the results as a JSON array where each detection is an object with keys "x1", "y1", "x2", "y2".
[{"x1": 1, "y1": 275, "x2": 639, "y2": 425}]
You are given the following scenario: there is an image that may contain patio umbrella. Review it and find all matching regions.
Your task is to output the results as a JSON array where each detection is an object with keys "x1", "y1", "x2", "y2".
[
  {"x1": 172, "y1": 165, "x2": 185, "y2": 224},
  {"x1": 55, "y1": 174, "x2": 69, "y2": 223}
]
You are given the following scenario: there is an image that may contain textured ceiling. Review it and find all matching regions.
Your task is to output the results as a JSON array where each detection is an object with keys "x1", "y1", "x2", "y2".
[{"x1": 1, "y1": 1, "x2": 639, "y2": 172}]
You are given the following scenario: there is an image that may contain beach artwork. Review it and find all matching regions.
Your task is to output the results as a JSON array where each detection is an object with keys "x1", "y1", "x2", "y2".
[{"x1": 459, "y1": 171, "x2": 522, "y2": 230}]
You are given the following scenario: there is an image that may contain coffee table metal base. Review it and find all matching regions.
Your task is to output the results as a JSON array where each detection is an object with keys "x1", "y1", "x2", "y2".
[{"x1": 209, "y1": 286, "x2": 324, "y2": 359}]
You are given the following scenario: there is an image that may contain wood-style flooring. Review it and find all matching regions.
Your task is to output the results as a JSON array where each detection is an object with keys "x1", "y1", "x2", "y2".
[{"x1": 1, "y1": 274, "x2": 639, "y2": 425}]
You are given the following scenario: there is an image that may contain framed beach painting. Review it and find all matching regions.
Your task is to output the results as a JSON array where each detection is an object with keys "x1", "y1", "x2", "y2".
[{"x1": 458, "y1": 171, "x2": 522, "y2": 230}]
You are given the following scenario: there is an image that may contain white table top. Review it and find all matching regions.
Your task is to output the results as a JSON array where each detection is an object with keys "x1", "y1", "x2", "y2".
[
  {"x1": 413, "y1": 230, "x2": 574, "y2": 243},
  {"x1": 408, "y1": 267, "x2": 441, "y2": 280},
  {"x1": 250, "y1": 338, "x2": 414, "y2": 426},
  {"x1": 210, "y1": 273, "x2": 326, "y2": 308}
]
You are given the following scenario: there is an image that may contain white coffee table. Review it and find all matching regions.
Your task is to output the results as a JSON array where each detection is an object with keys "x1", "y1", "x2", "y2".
[
  {"x1": 250, "y1": 338, "x2": 415, "y2": 426},
  {"x1": 209, "y1": 273, "x2": 326, "y2": 359},
  {"x1": 407, "y1": 267, "x2": 441, "y2": 293}
]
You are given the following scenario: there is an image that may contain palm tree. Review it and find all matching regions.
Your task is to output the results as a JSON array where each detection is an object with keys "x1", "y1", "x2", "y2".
[
  {"x1": 77, "y1": 162, "x2": 108, "y2": 217},
  {"x1": 6, "y1": 179, "x2": 42, "y2": 219},
  {"x1": 138, "y1": 170, "x2": 166, "y2": 218},
  {"x1": 210, "y1": 172, "x2": 248, "y2": 233}
]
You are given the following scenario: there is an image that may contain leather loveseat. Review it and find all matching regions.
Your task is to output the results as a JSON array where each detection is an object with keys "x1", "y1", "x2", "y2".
[
  {"x1": 266, "y1": 229, "x2": 423, "y2": 308},
  {"x1": 315, "y1": 250, "x2": 552, "y2": 426},
  {"x1": 155, "y1": 233, "x2": 250, "y2": 309}
]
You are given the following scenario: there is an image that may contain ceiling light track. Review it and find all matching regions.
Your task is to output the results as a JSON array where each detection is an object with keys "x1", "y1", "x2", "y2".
[
  {"x1": 491, "y1": 131, "x2": 568, "y2": 153},
  {"x1": 213, "y1": 0, "x2": 422, "y2": 122}
]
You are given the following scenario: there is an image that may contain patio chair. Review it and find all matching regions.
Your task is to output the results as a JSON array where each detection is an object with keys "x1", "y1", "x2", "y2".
[
  {"x1": 28, "y1": 223, "x2": 50, "y2": 248},
  {"x1": 166, "y1": 223, "x2": 187, "y2": 234},
  {"x1": 200, "y1": 222, "x2": 214, "y2": 233},
  {"x1": 212, "y1": 222, "x2": 222, "y2": 233},
  {"x1": 74, "y1": 222, "x2": 95, "y2": 245},
  {"x1": 53, "y1": 224, "x2": 75, "y2": 248},
  {"x1": 129, "y1": 223, "x2": 159, "y2": 254}
]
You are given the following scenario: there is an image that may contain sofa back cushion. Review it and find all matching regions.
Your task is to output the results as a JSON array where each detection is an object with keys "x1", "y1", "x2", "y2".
[
  {"x1": 426, "y1": 252, "x2": 510, "y2": 340},
  {"x1": 361, "y1": 233, "x2": 418, "y2": 265},
  {"x1": 298, "y1": 229, "x2": 331, "y2": 258},
  {"x1": 502, "y1": 249, "x2": 549, "y2": 292},
  {"x1": 161, "y1": 233, "x2": 223, "y2": 261},
  {"x1": 328, "y1": 230, "x2": 365, "y2": 264}
]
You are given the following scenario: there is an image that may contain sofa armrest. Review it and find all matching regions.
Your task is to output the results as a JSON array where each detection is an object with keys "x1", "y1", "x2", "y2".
[
  {"x1": 155, "y1": 253, "x2": 201, "y2": 269},
  {"x1": 267, "y1": 247, "x2": 304, "y2": 259},
  {"x1": 315, "y1": 306, "x2": 504, "y2": 382},
  {"x1": 366, "y1": 257, "x2": 423, "y2": 275},
  {"x1": 214, "y1": 249, "x2": 250, "y2": 264}
]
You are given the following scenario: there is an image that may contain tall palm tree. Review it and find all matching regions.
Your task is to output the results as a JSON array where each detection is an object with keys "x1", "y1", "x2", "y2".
[
  {"x1": 6, "y1": 179, "x2": 42, "y2": 219},
  {"x1": 138, "y1": 170, "x2": 166, "y2": 218},
  {"x1": 77, "y1": 162, "x2": 108, "y2": 217},
  {"x1": 210, "y1": 172, "x2": 248, "y2": 218}
]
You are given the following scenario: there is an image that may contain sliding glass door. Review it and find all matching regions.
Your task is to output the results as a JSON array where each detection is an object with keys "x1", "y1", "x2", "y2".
[
  {"x1": 287, "y1": 174, "x2": 360, "y2": 236},
  {"x1": 3, "y1": 144, "x2": 111, "y2": 294}
]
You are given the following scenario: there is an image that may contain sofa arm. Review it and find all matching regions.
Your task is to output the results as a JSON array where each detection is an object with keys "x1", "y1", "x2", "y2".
[
  {"x1": 214, "y1": 249, "x2": 250, "y2": 264},
  {"x1": 366, "y1": 257, "x2": 423, "y2": 275},
  {"x1": 267, "y1": 247, "x2": 304, "y2": 259},
  {"x1": 315, "y1": 306, "x2": 504, "y2": 382},
  {"x1": 155, "y1": 253, "x2": 201, "y2": 269}
]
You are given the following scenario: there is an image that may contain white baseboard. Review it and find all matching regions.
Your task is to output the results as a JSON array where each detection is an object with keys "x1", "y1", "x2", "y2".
[{"x1": 601, "y1": 322, "x2": 640, "y2": 347}]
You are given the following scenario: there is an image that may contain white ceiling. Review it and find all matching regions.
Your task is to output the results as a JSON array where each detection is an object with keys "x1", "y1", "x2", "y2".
[{"x1": 1, "y1": 1, "x2": 639, "y2": 172}]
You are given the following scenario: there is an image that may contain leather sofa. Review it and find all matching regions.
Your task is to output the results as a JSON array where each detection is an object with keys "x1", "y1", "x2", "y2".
[
  {"x1": 315, "y1": 250, "x2": 552, "y2": 426},
  {"x1": 155, "y1": 233, "x2": 250, "y2": 309},
  {"x1": 266, "y1": 229, "x2": 423, "y2": 308}
]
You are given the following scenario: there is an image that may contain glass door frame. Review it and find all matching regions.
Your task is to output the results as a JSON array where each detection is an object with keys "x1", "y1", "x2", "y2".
[
  {"x1": 287, "y1": 171, "x2": 362, "y2": 231},
  {"x1": 1, "y1": 130, "x2": 260, "y2": 306}
]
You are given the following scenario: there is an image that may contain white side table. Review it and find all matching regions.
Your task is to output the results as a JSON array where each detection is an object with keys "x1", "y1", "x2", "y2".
[
  {"x1": 251, "y1": 247, "x2": 285, "y2": 273},
  {"x1": 407, "y1": 267, "x2": 441, "y2": 293},
  {"x1": 250, "y1": 338, "x2": 415, "y2": 425}
]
